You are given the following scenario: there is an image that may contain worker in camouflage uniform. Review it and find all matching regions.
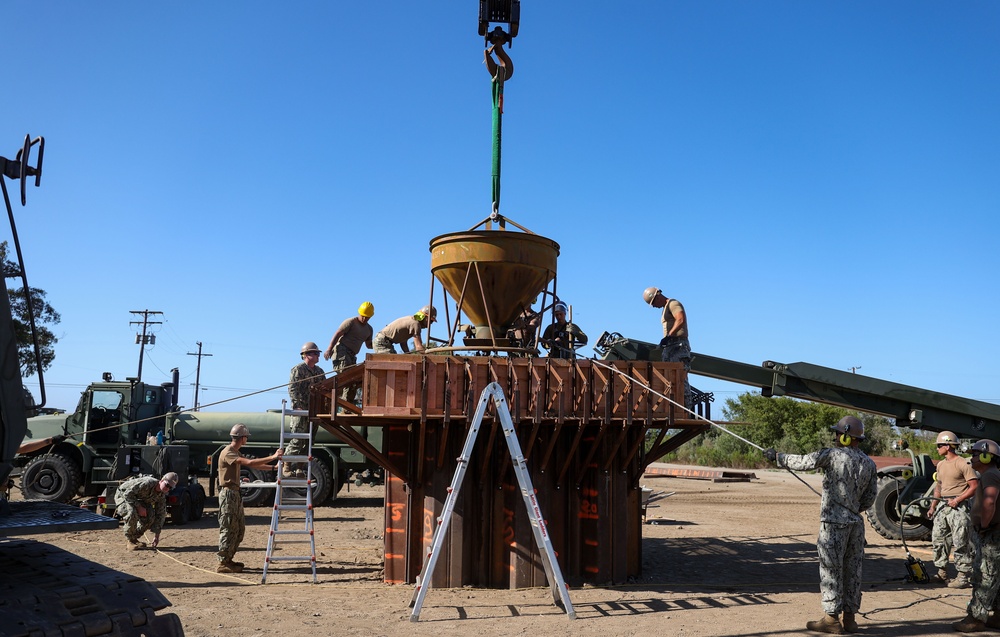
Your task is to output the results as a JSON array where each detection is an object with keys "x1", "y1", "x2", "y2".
[
  {"x1": 765, "y1": 416, "x2": 877, "y2": 634},
  {"x1": 217, "y1": 423, "x2": 282, "y2": 573},
  {"x1": 373, "y1": 306, "x2": 436, "y2": 354},
  {"x1": 643, "y1": 286, "x2": 692, "y2": 409},
  {"x1": 540, "y1": 302, "x2": 587, "y2": 359},
  {"x1": 955, "y1": 439, "x2": 1000, "y2": 632},
  {"x1": 115, "y1": 471, "x2": 178, "y2": 550},
  {"x1": 928, "y1": 430, "x2": 978, "y2": 589},
  {"x1": 284, "y1": 342, "x2": 326, "y2": 478}
]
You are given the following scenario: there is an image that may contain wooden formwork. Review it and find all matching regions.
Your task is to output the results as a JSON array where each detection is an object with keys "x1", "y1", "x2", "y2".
[{"x1": 312, "y1": 354, "x2": 707, "y2": 588}]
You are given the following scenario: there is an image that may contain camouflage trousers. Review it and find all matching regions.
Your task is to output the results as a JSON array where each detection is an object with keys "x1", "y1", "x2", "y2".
[
  {"x1": 660, "y1": 337, "x2": 692, "y2": 409},
  {"x1": 818, "y1": 521, "x2": 866, "y2": 615},
  {"x1": 966, "y1": 526, "x2": 1000, "y2": 621},
  {"x1": 933, "y1": 503, "x2": 974, "y2": 574},
  {"x1": 115, "y1": 500, "x2": 154, "y2": 543},
  {"x1": 284, "y1": 415, "x2": 315, "y2": 464},
  {"x1": 217, "y1": 487, "x2": 245, "y2": 563},
  {"x1": 332, "y1": 346, "x2": 360, "y2": 404},
  {"x1": 372, "y1": 333, "x2": 396, "y2": 354}
]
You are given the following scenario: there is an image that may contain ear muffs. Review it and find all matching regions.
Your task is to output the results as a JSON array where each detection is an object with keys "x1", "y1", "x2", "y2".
[
  {"x1": 839, "y1": 433, "x2": 853, "y2": 446},
  {"x1": 981, "y1": 452, "x2": 994, "y2": 465}
]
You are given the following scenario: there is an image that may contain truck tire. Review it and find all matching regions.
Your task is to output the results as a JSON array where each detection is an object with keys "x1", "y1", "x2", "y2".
[
  {"x1": 867, "y1": 476, "x2": 932, "y2": 542},
  {"x1": 292, "y1": 459, "x2": 333, "y2": 505},
  {"x1": 240, "y1": 465, "x2": 275, "y2": 507},
  {"x1": 21, "y1": 454, "x2": 83, "y2": 503},
  {"x1": 190, "y1": 485, "x2": 206, "y2": 521},
  {"x1": 170, "y1": 491, "x2": 192, "y2": 525}
]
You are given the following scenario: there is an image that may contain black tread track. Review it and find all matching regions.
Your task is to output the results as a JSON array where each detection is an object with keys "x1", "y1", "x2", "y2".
[{"x1": 0, "y1": 538, "x2": 184, "y2": 636}]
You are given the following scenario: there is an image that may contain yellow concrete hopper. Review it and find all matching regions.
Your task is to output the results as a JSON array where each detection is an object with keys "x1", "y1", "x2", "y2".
[{"x1": 429, "y1": 228, "x2": 559, "y2": 337}]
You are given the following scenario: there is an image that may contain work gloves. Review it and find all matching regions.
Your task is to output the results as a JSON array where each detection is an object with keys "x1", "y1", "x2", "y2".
[{"x1": 763, "y1": 447, "x2": 778, "y2": 463}]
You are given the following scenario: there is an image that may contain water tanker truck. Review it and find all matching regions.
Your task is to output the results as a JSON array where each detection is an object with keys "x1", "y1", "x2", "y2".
[{"x1": 14, "y1": 368, "x2": 383, "y2": 522}]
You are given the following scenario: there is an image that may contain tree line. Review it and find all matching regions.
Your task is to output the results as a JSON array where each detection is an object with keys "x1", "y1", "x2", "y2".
[{"x1": 658, "y1": 392, "x2": 938, "y2": 468}]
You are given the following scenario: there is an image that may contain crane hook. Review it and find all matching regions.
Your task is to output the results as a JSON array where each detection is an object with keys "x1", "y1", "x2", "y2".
[{"x1": 484, "y1": 29, "x2": 513, "y2": 82}]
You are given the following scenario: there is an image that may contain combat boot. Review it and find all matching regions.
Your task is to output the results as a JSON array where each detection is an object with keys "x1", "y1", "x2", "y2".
[
  {"x1": 217, "y1": 560, "x2": 244, "y2": 573},
  {"x1": 126, "y1": 539, "x2": 147, "y2": 551},
  {"x1": 806, "y1": 614, "x2": 845, "y2": 634},
  {"x1": 949, "y1": 572, "x2": 972, "y2": 589},
  {"x1": 954, "y1": 613, "x2": 987, "y2": 632},
  {"x1": 842, "y1": 612, "x2": 858, "y2": 633},
  {"x1": 934, "y1": 567, "x2": 950, "y2": 583},
  {"x1": 985, "y1": 613, "x2": 1000, "y2": 630},
  {"x1": 281, "y1": 464, "x2": 296, "y2": 478}
]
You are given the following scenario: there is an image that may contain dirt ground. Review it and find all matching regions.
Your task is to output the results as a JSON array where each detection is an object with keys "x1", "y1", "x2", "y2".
[{"x1": 21, "y1": 468, "x2": 976, "y2": 637}]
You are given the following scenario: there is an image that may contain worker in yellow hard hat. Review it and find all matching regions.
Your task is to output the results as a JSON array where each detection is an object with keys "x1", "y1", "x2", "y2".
[
  {"x1": 323, "y1": 302, "x2": 376, "y2": 371},
  {"x1": 323, "y1": 302, "x2": 376, "y2": 407}
]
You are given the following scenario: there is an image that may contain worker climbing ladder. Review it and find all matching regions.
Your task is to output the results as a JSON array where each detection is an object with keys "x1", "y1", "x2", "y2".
[
  {"x1": 409, "y1": 382, "x2": 575, "y2": 621},
  {"x1": 261, "y1": 403, "x2": 317, "y2": 583}
]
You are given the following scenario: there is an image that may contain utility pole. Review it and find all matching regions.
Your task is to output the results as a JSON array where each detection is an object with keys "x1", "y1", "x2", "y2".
[
  {"x1": 187, "y1": 341, "x2": 213, "y2": 410},
  {"x1": 129, "y1": 310, "x2": 163, "y2": 382}
]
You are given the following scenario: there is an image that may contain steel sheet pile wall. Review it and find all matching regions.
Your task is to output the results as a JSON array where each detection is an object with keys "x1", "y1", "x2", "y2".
[{"x1": 313, "y1": 354, "x2": 703, "y2": 588}]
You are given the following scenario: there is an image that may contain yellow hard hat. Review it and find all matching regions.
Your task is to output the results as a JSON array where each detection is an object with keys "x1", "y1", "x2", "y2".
[{"x1": 358, "y1": 301, "x2": 375, "y2": 318}]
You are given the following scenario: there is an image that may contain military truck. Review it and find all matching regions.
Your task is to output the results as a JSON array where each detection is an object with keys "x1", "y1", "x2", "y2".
[
  {"x1": 16, "y1": 368, "x2": 383, "y2": 521},
  {"x1": 594, "y1": 331, "x2": 1000, "y2": 542}
]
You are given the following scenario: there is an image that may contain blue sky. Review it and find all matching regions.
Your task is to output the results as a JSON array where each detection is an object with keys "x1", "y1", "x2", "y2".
[{"x1": 4, "y1": 2, "x2": 998, "y2": 416}]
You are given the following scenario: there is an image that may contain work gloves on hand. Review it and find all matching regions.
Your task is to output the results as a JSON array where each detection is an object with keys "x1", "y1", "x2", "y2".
[{"x1": 763, "y1": 447, "x2": 778, "y2": 463}]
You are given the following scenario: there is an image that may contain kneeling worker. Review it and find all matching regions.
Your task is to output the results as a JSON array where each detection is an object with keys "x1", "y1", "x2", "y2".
[
  {"x1": 115, "y1": 471, "x2": 179, "y2": 550},
  {"x1": 217, "y1": 423, "x2": 283, "y2": 573}
]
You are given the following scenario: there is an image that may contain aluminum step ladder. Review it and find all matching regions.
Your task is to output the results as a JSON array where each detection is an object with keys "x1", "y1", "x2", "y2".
[
  {"x1": 261, "y1": 403, "x2": 317, "y2": 583},
  {"x1": 409, "y1": 382, "x2": 575, "y2": 621}
]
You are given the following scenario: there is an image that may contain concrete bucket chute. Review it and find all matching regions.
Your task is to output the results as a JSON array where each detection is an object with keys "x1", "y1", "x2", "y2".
[{"x1": 429, "y1": 216, "x2": 558, "y2": 350}]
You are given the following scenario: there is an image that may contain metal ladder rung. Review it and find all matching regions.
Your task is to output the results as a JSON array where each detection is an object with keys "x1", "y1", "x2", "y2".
[
  {"x1": 262, "y1": 400, "x2": 318, "y2": 584},
  {"x1": 408, "y1": 382, "x2": 575, "y2": 621},
  {"x1": 273, "y1": 530, "x2": 313, "y2": 536}
]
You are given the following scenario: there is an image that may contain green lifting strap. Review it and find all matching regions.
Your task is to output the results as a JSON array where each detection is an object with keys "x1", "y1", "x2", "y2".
[{"x1": 491, "y1": 74, "x2": 503, "y2": 214}]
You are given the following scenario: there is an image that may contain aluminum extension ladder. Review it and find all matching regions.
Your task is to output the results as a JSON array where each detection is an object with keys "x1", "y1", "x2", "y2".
[
  {"x1": 261, "y1": 403, "x2": 317, "y2": 583},
  {"x1": 409, "y1": 382, "x2": 575, "y2": 621}
]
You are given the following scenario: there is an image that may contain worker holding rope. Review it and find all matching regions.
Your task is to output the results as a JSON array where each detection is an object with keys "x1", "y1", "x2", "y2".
[
  {"x1": 764, "y1": 416, "x2": 877, "y2": 634},
  {"x1": 928, "y1": 430, "x2": 978, "y2": 589}
]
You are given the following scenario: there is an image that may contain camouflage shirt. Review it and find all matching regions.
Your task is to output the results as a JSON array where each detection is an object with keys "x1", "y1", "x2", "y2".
[
  {"x1": 779, "y1": 446, "x2": 878, "y2": 525},
  {"x1": 117, "y1": 475, "x2": 167, "y2": 534},
  {"x1": 289, "y1": 361, "x2": 325, "y2": 410}
]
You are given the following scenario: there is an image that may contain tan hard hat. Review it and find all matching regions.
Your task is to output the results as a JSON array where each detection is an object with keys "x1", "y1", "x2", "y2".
[
  {"x1": 161, "y1": 472, "x2": 180, "y2": 488},
  {"x1": 642, "y1": 287, "x2": 661, "y2": 305},
  {"x1": 416, "y1": 305, "x2": 437, "y2": 322},
  {"x1": 936, "y1": 431, "x2": 959, "y2": 446},
  {"x1": 230, "y1": 423, "x2": 250, "y2": 438},
  {"x1": 300, "y1": 341, "x2": 321, "y2": 355}
]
